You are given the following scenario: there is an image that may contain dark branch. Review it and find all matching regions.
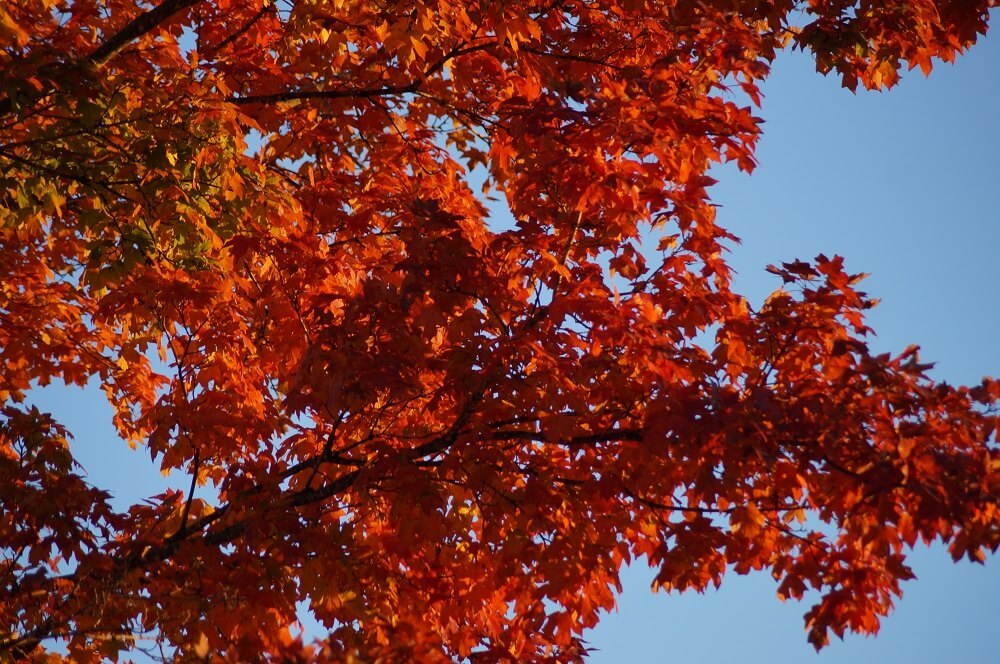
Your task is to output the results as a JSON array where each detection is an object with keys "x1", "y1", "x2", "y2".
[
  {"x1": 230, "y1": 82, "x2": 421, "y2": 106},
  {"x1": 89, "y1": 0, "x2": 204, "y2": 66},
  {"x1": 488, "y1": 428, "x2": 643, "y2": 446},
  {"x1": 205, "y1": 0, "x2": 276, "y2": 58},
  {"x1": 229, "y1": 42, "x2": 494, "y2": 106},
  {"x1": 0, "y1": 0, "x2": 204, "y2": 118}
]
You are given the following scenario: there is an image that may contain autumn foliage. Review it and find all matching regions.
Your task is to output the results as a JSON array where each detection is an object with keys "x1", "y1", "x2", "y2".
[{"x1": 1, "y1": 0, "x2": 997, "y2": 660}]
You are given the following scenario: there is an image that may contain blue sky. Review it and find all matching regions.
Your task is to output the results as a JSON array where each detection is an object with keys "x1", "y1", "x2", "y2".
[
  {"x1": 26, "y1": 22, "x2": 998, "y2": 663},
  {"x1": 586, "y1": 30, "x2": 999, "y2": 663}
]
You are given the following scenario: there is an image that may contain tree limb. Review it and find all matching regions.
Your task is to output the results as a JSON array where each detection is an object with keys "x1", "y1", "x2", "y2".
[{"x1": 89, "y1": 0, "x2": 204, "y2": 66}]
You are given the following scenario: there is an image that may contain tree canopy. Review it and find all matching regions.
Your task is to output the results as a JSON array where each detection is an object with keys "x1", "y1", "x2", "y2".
[{"x1": 1, "y1": 0, "x2": 997, "y2": 660}]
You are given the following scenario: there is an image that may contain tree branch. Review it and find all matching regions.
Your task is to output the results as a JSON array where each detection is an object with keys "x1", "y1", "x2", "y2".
[
  {"x1": 488, "y1": 428, "x2": 643, "y2": 446},
  {"x1": 0, "y1": 0, "x2": 204, "y2": 118},
  {"x1": 89, "y1": 0, "x2": 204, "y2": 66},
  {"x1": 204, "y1": 0, "x2": 276, "y2": 58},
  {"x1": 230, "y1": 82, "x2": 422, "y2": 106},
  {"x1": 229, "y1": 42, "x2": 494, "y2": 106}
]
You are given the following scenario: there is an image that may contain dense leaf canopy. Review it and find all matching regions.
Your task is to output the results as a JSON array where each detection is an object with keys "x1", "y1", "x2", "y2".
[{"x1": 1, "y1": 0, "x2": 997, "y2": 660}]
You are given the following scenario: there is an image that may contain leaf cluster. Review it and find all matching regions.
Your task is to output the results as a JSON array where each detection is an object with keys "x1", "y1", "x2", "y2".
[{"x1": 0, "y1": 0, "x2": 996, "y2": 660}]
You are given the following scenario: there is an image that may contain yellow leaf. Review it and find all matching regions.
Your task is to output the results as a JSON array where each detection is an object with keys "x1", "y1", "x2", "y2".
[
  {"x1": 410, "y1": 35, "x2": 427, "y2": 60},
  {"x1": 194, "y1": 633, "x2": 209, "y2": 658},
  {"x1": 0, "y1": 8, "x2": 29, "y2": 46}
]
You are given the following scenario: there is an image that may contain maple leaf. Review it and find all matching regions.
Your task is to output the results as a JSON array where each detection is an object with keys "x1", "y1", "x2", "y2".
[{"x1": 0, "y1": 0, "x2": 996, "y2": 660}]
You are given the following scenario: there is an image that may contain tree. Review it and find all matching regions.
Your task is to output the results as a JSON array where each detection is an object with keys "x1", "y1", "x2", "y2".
[{"x1": 1, "y1": 0, "x2": 997, "y2": 660}]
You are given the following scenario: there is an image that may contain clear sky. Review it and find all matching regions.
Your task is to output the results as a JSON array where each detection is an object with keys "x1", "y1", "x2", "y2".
[
  {"x1": 586, "y1": 30, "x2": 1000, "y2": 663},
  {"x1": 26, "y1": 22, "x2": 998, "y2": 663}
]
